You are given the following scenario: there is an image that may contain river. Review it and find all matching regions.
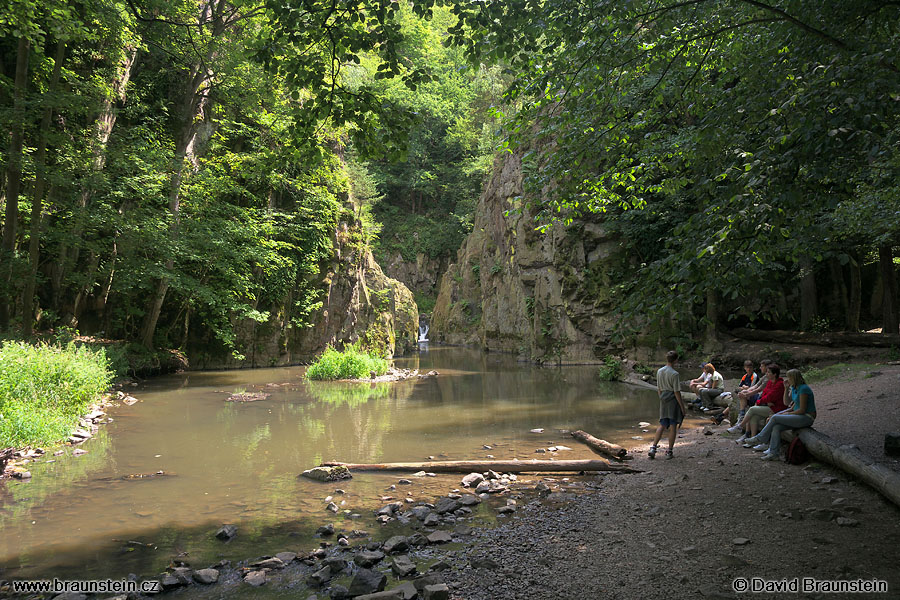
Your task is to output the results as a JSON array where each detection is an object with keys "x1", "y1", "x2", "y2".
[{"x1": 0, "y1": 347, "x2": 658, "y2": 585}]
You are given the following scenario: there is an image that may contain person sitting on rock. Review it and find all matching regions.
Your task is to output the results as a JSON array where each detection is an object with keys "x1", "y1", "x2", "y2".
[
  {"x1": 738, "y1": 363, "x2": 786, "y2": 446},
  {"x1": 744, "y1": 368, "x2": 816, "y2": 461},
  {"x1": 687, "y1": 363, "x2": 711, "y2": 396},
  {"x1": 710, "y1": 360, "x2": 759, "y2": 424},
  {"x1": 697, "y1": 363, "x2": 725, "y2": 408}
]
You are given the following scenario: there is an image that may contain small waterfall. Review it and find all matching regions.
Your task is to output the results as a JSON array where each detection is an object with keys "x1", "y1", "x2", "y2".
[{"x1": 418, "y1": 323, "x2": 429, "y2": 342}]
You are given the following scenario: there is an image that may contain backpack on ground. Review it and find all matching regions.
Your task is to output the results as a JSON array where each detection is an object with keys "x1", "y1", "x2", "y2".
[{"x1": 786, "y1": 436, "x2": 809, "y2": 465}]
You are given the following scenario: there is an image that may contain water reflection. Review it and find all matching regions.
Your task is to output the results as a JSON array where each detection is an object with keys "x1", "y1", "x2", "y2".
[{"x1": 0, "y1": 347, "x2": 659, "y2": 581}]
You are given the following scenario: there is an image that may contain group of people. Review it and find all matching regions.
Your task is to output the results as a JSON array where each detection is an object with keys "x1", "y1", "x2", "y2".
[{"x1": 648, "y1": 351, "x2": 817, "y2": 460}]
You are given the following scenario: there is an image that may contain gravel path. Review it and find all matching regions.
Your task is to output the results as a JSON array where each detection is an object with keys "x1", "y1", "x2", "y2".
[{"x1": 437, "y1": 368, "x2": 900, "y2": 600}]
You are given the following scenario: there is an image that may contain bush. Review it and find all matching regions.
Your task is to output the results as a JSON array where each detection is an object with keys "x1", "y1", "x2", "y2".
[
  {"x1": 597, "y1": 355, "x2": 624, "y2": 381},
  {"x1": 305, "y1": 344, "x2": 390, "y2": 381},
  {"x1": 0, "y1": 341, "x2": 113, "y2": 448}
]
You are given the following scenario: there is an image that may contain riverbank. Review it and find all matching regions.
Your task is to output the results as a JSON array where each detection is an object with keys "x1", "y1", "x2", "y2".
[{"x1": 436, "y1": 366, "x2": 900, "y2": 599}]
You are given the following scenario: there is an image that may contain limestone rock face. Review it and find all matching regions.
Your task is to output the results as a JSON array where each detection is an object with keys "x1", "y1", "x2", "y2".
[
  {"x1": 432, "y1": 152, "x2": 624, "y2": 363},
  {"x1": 190, "y1": 217, "x2": 418, "y2": 368},
  {"x1": 381, "y1": 251, "x2": 447, "y2": 299}
]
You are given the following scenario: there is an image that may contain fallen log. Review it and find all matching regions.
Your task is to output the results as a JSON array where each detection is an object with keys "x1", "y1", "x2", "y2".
[
  {"x1": 570, "y1": 430, "x2": 627, "y2": 459},
  {"x1": 786, "y1": 428, "x2": 900, "y2": 509},
  {"x1": 321, "y1": 459, "x2": 639, "y2": 474},
  {"x1": 728, "y1": 327, "x2": 900, "y2": 348}
]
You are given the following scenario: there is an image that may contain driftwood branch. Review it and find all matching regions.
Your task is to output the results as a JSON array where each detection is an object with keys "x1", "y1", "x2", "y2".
[
  {"x1": 570, "y1": 430, "x2": 628, "y2": 459},
  {"x1": 322, "y1": 459, "x2": 640, "y2": 474}
]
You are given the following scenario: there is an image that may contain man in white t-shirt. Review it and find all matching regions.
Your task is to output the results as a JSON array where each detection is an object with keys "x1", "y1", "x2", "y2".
[{"x1": 650, "y1": 350, "x2": 688, "y2": 459}]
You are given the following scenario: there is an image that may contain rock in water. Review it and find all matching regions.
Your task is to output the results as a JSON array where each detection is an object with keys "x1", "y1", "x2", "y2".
[
  {"x1": 461, "y1": 472, "x2": 484, "y2": 487},
  {"x1": 423, "y1": 584, "x2": 450, "y2": 600},
  {"x1": 301, "y1": 466, "x2": 352, "y2": 482},
  {"x1": 215, "y1": 524, "x2": 237, "y2": 540},
  {"x1": 243, "y1": 570, "x2": 266, "y2": 587},
  {"x1": 193, "y1": 569, "x2": 219, "y2": 584},
  {"x1": 348, "y1": 568, "x2": 387, "y2": 596}
]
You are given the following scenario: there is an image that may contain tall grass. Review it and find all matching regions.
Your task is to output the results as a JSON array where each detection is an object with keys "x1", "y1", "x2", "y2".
[
  {"x1": 0, "y1": 341, "x2": 113, "y2": 448},
  {"x1": 305, "y1": 344, "x2": 390, "y2": 380}
]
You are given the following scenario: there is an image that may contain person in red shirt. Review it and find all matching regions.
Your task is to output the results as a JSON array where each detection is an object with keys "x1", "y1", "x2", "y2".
[{"x1": 735, "y1": 364, "x2": 786, "y2": 444}]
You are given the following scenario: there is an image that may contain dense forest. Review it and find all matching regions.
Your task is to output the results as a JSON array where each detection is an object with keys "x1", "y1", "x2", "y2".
[{"x1": 1, "y1": 0, "x2": 899, "y2": 365}]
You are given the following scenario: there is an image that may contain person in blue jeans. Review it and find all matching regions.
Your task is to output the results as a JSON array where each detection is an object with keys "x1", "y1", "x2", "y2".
[{"x1": 744, "y1": 368, "x2": 816, "y2": 461}]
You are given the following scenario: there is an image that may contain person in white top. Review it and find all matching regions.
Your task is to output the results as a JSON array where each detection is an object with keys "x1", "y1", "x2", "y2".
[{"x1": 649, "y1": 350, "x2": 688, "y2": 460}]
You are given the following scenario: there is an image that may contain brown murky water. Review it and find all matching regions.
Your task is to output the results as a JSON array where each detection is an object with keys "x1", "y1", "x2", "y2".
[{"x1": 0, "y1": 347, "x2": 658, "y2": 583}]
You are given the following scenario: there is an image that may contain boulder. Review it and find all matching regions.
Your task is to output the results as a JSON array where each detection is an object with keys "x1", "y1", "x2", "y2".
[
  {"x1": 301, "y1": 466, "x2": 353, "y2": 482},
  {"x1": 348, "y1": 568, "x2": 387, "y2": 597},
  {"x1": 251, "y1": 557, "x2": 285, "y2": 570},
  {"x1": 324, "y1": 557, "x2": 348, "y2": 573},
  {"x1": 423, "y1": 584, "x2": 450, "y2": 600},
  {"x1": 329, "y1": 584, "x2": 350, "y2": 599},
  {"x1": 434, "y1": 498, "x2": 460, "y2": 515},
  {"x1": 426, "y1": 531, "x2": 452, "y2": 544},
  {"x1": 383, "y1": 535, "x2": 410, "y2": 554},
  {"x1": 276, "y1": 551, "x2": 298, "y2": 564},
  {"x1": 391, "y1": 555, "x2": 417, "y2": 577},
  {"x1": 423, "y1": 513, "x2": 441, "y2": 527},
  {"x1": 193, "y1": 569, "x2": 219, "y2": 584},
  {"x1": 243, "y1": 570, "x2": 266, "y2": 587},
  {"x1": 317, "y1": 523, "x2": 335, "y2": 536},
  {"x1": 215, "y1": 524, "x2": 237, "y2": 540},
  {"x1": 355, "y1": 591, "x2": 405, "y2": 600},
  {"x1": 354, "y1": 550, "x2": 385, "y2": 568},
  {"x1": 458, "y1": 494, "x2": 481, "y2": 506},
  {"x1": 307, "y1": 566, "x2": 332, "y2": 586},
  {"x1": 461, "y1": 472, "x2": 484, "y2": 488}
]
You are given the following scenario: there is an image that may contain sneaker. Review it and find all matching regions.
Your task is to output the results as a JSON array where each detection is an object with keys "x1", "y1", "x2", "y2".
[
  {"x1": 726, "y1": 425, "x2": 742, "y2": 434},
  {"x1": 752, "y1": 444, "x2": 768, "y2": 452},
  {"x1": 735, "y1": 435, "x2": 747, "y2": 444},
  {"x1": 744, "y1": 436, "x2": 759, "y2": 445},
  {"x1": 761, "y1": 452, "x2": 780, "y2": 461},
  {"x1": 742, "y1": 442, "x2": 755, "y2": 448},
  {"x1": 648, "y1": 445, "x2": 657, "y2": 459},
  {"x1": 664, "y1": 450, "x2": 674, "y2": 460}
]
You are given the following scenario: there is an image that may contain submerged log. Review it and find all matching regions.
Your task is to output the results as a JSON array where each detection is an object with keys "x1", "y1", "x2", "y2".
[
  {"x1": 321, "y1": 459, "x2": 639, "y2": 474},
  {"x1": 570, "y1": 430, "x2": 627, "y2": 459},
  {"x1": 788, "y1": 428, "x2": 900, "y2": 509}
]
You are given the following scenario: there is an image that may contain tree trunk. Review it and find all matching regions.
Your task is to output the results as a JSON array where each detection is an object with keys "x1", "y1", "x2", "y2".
[
  {"x1": 54, "y1": 46, "x2": 137, "y2": 320},
  {"x1": 570, "y1": 430, "x2": 628, "y2": 459},
  {"x1": 0, "y1": 37, "x2": 31, "y2": 330},
  {"x1": 880, "y1": 245, "x2": 898, "y2": 335},
  {"x1": 788, "y1": 428, "x2": 900, "y2": 509},
  {"x1": 827, "y1": 258, "x2": 848, "y2": 330},
  {"x1": 320, "y1": 459, "x2": 639, "y2": 474},
  {"x1": 22, "y1": 41, "x2": 67, "y2": 337},
  {"x1": 704, "y1": 287, "x2": 717, "y2": 346},
  {"x1": 140, "y1": 0, "x2": 226, "y2": 348},
  {"x1": 727, "y1": 327, "x2": 900, "y2": 347},
  {"x1": 847, "y1": 250, "x2": 861, "y2": 332},
  {"x1": 799, "y1": 255, "x2": 817, "y2": 330}
]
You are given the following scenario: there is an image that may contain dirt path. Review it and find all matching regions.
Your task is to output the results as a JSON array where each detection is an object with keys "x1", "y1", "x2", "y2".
[{"x1": 439, "y1": 368, "x2": 900, "y2": 600}]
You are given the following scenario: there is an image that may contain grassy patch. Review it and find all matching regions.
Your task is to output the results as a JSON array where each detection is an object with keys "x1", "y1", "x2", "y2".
[
  {"x1": 0, "y1": 341, "x2": 113, "y2": 448},
  {"x1": 804, "y1": 363, "x2": 878, "y2": 384},
  {"x1": 305, "y1": 344, "x2": 390, "y2": 381}
]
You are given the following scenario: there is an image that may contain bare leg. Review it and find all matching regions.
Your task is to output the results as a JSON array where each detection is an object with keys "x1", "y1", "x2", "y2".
[
  {"x1": 667, "y1": 425, "x2": 677, "y2": 450},
  {"x1": 651, "y1": 424, "x2": 666, "y2": 447}
]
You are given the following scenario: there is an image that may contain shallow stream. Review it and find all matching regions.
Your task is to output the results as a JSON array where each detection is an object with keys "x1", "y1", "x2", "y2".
[{"x1": 0, "y1": 347, "x2": 658, "y2": 583}]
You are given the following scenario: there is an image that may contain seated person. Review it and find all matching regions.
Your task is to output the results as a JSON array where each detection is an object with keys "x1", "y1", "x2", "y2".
[
  {"x1": 730, "y1": 358, "x2": 771, "y2": 428},
  {"x1": 688, "y1": 363, "x2": 711, "y2": 396},
  {"x1": 737, "y1": 364, "x2": 786, "y2": 444},
  {"x1": 745, "y1": 369, "x2": 816, "y2": 460},
  {"x1": 697, "y1": 363, "x2": 725, "y2": 408}
]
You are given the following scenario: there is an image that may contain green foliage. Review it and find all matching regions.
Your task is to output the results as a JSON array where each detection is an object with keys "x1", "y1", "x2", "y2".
[
  {"x1": 597, "y1": 355, "x2": 624, "y2": 382},
  {"x1": 305, "y1": 343, "x2": 390, "y2": 381},
  {"x1": 888, "y1": 346, "x2": 900, "y2": 361},
  {"x1": 808, "y1": 317, "x2": 832, "y2": 334},
  {"x1": 413, "y1": 292, "x2": 436, "y2": 314},
  {"x1": 0, "y1": 341, "x2": 112, "y2": 447}
]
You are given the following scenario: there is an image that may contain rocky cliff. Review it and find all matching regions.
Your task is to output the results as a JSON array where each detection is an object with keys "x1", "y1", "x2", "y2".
[
  {"x1": 431, "y1": 153, "x2": 626, "y2": 364},
  {"x1": 189, "y1": 218, "x2": 418, "y2": 369},
  {"x1": 381, "y1": 251, "x2": 447, "y2": 300}
]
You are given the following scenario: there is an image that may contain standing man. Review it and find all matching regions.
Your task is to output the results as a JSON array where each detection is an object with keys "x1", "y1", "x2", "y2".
[{"x1": 650, "y1": 350, "x2": 688, "y2": 459}]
